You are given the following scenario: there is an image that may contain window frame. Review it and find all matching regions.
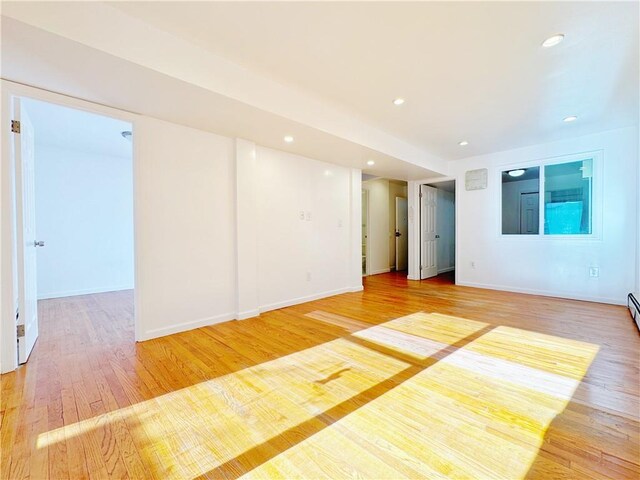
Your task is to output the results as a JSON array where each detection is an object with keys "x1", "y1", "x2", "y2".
[{"x1": 498, "y1": 150, "x2": 603, "y2": 241}]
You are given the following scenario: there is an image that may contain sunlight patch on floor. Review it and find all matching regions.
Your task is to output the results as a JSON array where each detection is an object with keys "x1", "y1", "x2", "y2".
[
  {"x1": 37, "y1": 312, "x2": 487, "y2": 479},
  {"x1": 35, "y1": 311, "x2": 598, "y2": 479},
  {"x1": 241, "y1": 321, "x2": 599, "y2": 479}
]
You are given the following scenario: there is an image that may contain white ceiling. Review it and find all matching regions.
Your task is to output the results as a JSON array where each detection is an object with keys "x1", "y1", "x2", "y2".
[
  {"x1": 2, "y1": 1, "x2": 637, "y2": 178},
  {"x1": 23, "y1": 98, "x2": 133, "y2": 158},
  {"x1": 111, "y1": 1, "x2": 639, "y2": 160},
  {"x1": 1, "y1": 17, "x2": 440, "y2": 180}
]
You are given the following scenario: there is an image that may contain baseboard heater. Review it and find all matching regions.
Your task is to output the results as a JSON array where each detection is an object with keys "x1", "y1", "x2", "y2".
[{"x1": 628, "y1": 293, "x2": 640, "y2": 332}]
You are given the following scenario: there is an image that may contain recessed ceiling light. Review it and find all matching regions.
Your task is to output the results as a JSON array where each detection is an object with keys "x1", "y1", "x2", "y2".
[
  {"x1": 393, "y1": 98, "x2": 405, "y2": 106},
  {"x1": 458, "y1": 140, "x2": 469, "y2": 146},
  {"x1": 284, "y1": 135, "x2": 294, "y2": 143},
  {"x1": 367, "y1": 160, "x2": 375, "y2": 166},
  {"x1": 508, "y1": 169, "x2": 526, "y2": 178},
  {"x1": 542, "y1": 34, "x2": 565, "y2": 48},
  {"x1": 563, "y1": 115, "x2": 578, "y2": 123}
]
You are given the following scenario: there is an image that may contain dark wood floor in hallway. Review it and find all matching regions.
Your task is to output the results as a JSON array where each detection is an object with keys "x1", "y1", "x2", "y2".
[{"x1": 1, "y1": 272, "x2": 638, "y2": 479}]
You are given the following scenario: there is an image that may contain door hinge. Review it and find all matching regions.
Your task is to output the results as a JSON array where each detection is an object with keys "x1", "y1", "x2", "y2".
[
  {"x1": 17, "y1": 324, "x2": 25, "y2": 338},
  {"x1": 11, "y1": 120, "x2": 21, "y2": 134}
]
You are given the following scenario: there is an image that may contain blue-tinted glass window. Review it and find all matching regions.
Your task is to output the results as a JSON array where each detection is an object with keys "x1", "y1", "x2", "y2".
[{"x1": 544, "y1": 159, "x2": 592, "y2": 235}]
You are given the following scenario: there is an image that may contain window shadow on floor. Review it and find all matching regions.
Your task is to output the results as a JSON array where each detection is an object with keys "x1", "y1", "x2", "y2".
[{"x1": 193, "y1": 322, "x2": 494, "y2": 479}]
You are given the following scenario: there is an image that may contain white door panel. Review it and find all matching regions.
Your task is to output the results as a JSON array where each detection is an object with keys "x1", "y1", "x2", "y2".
[
  {"x1": 420, "y1": 185, "x2": 437, "y2": 279},
  {"x1": 15, "y1": 99, "x2": 39, "y2": 364},
  {"x1": 520, "y1": 192, "x2": 539, "y2": 234}
]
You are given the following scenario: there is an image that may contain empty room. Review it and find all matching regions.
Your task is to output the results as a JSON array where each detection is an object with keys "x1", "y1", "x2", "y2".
[{"x1": 1, "y1": 2, "x2": 638, "y2": 479}]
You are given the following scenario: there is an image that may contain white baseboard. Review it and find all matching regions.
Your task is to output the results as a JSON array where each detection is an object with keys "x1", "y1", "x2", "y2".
[
  {"x1": 259, "y1": 286, "x2": 360, "y2": 314},
  {"x1": 437, "y1": 267, "x2": 455, "y2": 274},
  {"x1": 138, "y1": 285, "x2": 363, "y2": 342},
  {"x1": 456, "y1": 280, "x2": 626, "y2": 306},
  {"x1": 237, "y1": 309, "x2": 260, "y2": 320},
  {"x1": 139, "y1": 286, "x2": 365, "y2": 341},
  {"x1": 139, "y1": 311, "x2": 236, "y2": 341},
  {"x1": 370, "y1": 268, "x2": 391, "y2": 275},
  {"x1": 38, "y1": 285, "x2": 134, "y2": 300}
]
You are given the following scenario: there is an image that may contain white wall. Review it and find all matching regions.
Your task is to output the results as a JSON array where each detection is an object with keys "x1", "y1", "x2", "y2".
[
  {"x1": 450, "y1": 126, "x2": 638, "y2": 304},
  {"x1": 135, "y1": 117, "x2": 237, "y2": 340},
  {"x1": 35, "y1": 145, "x2": 133, "y2": 298},
  {"x1": 135, "y1": 127, "x2": 363, "y2": 340},
  {"x1": 436, "y1": 189, "x2": 455, "y2": 273},
  {"x1": 388, "y1": 181, "x2": 407, "y2": 269},
  {"x1": 362, "y1": 178, "x2": 390, "y2": 275},
  {"x1": 255, "y1": 147, "x2": 359, "y2": 310}
]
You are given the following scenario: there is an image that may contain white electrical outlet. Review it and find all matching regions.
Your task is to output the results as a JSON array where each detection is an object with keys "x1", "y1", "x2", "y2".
[
  {"x1": 299, "y1": 211, "x2": 305, "y2": 220},
  {"x1": 589, "y1": 266, "x2": 600, "y2": 278},
  {"x1": 306, "y1": 211, "x2": 312, "y2": 221},
  {"x1": 471, "y1": 261, "x2": 476, "y2": 269}
]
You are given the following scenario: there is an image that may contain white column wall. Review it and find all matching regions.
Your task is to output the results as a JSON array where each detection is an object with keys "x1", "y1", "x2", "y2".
[
  {"x1": 235, "y1": 139, "x2": 260, "y2": 319},
  {"x1": 134, "y1": 117, "x2": 237, "y2": 340}
]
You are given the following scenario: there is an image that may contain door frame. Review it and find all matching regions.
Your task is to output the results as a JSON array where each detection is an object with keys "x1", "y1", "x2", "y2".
[
  {"x1": 361, "y1": 189, "x2": 370, "y2": 276},
  {"x1": 408, "y1": 176, "x2": 457, "y2": 283},
  {"x1": 1, "y1": 80, "x2": 140, "y2": 373}
]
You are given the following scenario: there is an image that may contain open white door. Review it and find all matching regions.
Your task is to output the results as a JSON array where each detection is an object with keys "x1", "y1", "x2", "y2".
[
  {"x1": 395, "y1": 197, "x2": 408, "y2": 270},
  {"x1": 420, "y1": 185, "x2": 437, "y2": 279},
  {"x1": 14, "y1": 98, "x2": 40, "y2": 364}
]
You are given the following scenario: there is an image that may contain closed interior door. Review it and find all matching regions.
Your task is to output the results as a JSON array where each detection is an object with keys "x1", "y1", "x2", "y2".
[
  {"x1": 520, "y1": 192, "x2": 539, "y2": 234},
  {"x1": 395, "y1": 197, "x2": 408, "y2": 270},
  {"x1": 14, "y1": 98, "x2": 40, "y2": 364},
  {"x1": 420, "y1": 185, "x2": 438, "y2": 279}
]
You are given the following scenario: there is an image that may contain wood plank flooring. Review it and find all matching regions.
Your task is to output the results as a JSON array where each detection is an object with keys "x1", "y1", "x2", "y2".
[{"x1": 1, "y1": 272, "x2": 638, "y2": 479}]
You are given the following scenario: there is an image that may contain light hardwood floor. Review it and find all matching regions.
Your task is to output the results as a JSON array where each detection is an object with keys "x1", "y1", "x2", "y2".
[{"x1": 1, "y1": 272, "x2": 638, "y2": 479}]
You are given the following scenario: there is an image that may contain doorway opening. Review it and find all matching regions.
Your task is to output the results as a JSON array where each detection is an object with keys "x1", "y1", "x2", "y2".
[
  {"x1": 361, "y1": 177, "x2": 408, "y2": 277},
  {"x1": 420, "y1": 180, "x2": 455, "y2": 283},
  {"x1": 12, "y1": 97, "x2": 134, "y2": 364},
  {"x1": 362, "y1": 189, "x2": 370, "y2": 276},
  {"x1": 394, "y1": 195, "x2": 408, "y2": 272}
]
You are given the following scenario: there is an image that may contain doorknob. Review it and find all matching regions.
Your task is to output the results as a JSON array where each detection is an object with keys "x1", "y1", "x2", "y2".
[
  {"x1": 34, "y1": 241, "x2": 45, "y2": 247},
  {"x1": 435, "y1": 235, "x2": 440, "y2": 239},
  {"x1": 395, "y1": 231, "x2": 401, "y2": 237}
]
